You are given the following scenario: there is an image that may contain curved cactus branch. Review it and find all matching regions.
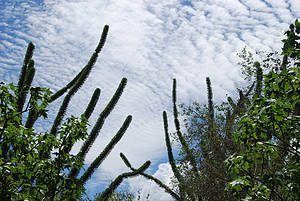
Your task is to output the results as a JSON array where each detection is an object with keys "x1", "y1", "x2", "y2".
[
  {"x1": 49, "y1": 69, "x2": 82, "y2": 103},
  {"x1": 134, "y1": 171, "x2": 182, "y2": 201},
  {"x1": 49, "y1": 25, "x2": 109, "y2": 138},
  {"x1": 98, "y1": 160, "x2": 151, "y2": 201},
  {"x1": 120, "y1": 153, "x2": 182, "y2": 201},
  {"x1": 49, "y1": 25, "x2": 109, "y2": 103}
]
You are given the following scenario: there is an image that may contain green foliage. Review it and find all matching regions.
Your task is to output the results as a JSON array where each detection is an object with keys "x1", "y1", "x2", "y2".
[
  {"x1": 226, "y1": 19, "x2": 300, "y2": 200},
  {"x1": 237, "y1": 48, "x2": 282, "y2": 81},
  {"x1": 175, "y1": 96, "x2": 241, "y2": 200},
  {"x1": 227, "y1": 66, "x2": 300, "y2": 200},
  {"x1": 0, "y1": 81, "x2": 87, "y2": 200},
  {"x1": 282, "y1": 19, "x2": 300, "y2": 60}
]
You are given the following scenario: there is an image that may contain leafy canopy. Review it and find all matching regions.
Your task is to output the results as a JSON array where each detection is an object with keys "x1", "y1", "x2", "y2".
[{"x1": 226, "y1": 19, "x2": 300, "y2": 201}]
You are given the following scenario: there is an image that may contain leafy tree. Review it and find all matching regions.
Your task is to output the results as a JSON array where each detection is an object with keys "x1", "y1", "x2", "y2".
[
  {"x1": 226, "y1": 19, "x2": 300, "y2": 201},
  {"x1": 0, "y1": 25, "x2": 150, "y2": 200}
]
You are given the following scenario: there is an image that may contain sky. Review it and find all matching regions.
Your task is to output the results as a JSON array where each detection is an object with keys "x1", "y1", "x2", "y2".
[{"x1": 0, "y1": 0, "x2": 299, "y2": 200}]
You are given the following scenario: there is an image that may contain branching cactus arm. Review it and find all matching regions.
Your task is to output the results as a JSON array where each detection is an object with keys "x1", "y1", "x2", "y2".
[{"x1": 17, "y1": 60, "x2": 35, "y2": 114}]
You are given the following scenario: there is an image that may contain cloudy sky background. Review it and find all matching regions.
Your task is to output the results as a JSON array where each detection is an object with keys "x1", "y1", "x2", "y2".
[{"x1": 0, "y1": 0, "x2": 299, "y2": 200}]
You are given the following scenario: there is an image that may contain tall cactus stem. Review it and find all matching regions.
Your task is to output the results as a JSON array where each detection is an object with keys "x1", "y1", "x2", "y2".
[
  {"x1": 49, "y1": 25, "x2": 109, "y2": 138},
  {"x1": 83, "y1": 88, "x2": 101, "y2": 119},
  {"x1": 17, "y1": 60, "x2": 35, "y2": 114},
  {"x1": 172, "y1": 79, "x2": 199, "y2": 178},
  {"x1": 79, "y1": 115, "x2": 132, "y2": 184},
  {"x1": 163, "y1": 111, "x2": 185, "y2": 199},
  {"x1": 76, "y1": 78, "x2": 127, "y2": 161},
  {"x1": 17, "y1": 42, "x2": 35, "y2": 93},
  {"x1": 49, "y1": 25, "x2": 109, "y2": 103},
  {"x1": 254, "y1": 62, "x2": 263, "y2": 98},
  {"x1": 206, "y1": 77, "x2": 214, "y2": 127}
]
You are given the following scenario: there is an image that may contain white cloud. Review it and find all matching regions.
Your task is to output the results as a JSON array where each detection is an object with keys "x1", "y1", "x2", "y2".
[{"x1": 0, "y1": 0, "x2": 299, "y2": 199}]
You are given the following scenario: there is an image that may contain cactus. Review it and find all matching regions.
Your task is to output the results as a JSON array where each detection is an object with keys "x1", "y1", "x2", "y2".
[{"x1": 0, "y1": 25, "x2": 149, "y2": 201}]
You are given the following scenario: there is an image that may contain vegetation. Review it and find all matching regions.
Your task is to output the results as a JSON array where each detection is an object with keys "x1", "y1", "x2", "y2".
[
  {"x1": 226, "y1": 19, "x2": 300, "y2": 200},
  {"x1": 0, "y1": 25, "x2": 150, "y2": 200},
  {"x1": 143, "y1": 19, "x2": 299, "y2": 201},
  {"x1": 171, "y1": 42, "x2": 275, "y2": 201},
  {"x1": 1, "y1": 14, "x2": 299, "y2": 201}
]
